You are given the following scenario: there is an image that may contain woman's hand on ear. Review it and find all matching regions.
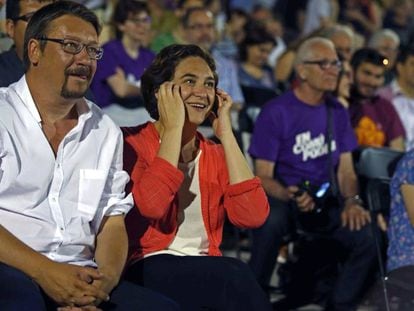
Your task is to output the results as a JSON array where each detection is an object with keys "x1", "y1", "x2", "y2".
[
  {"x1": 156, "y1": 82, "x2": 185, "y2": 131},
  {"x1": 211, "y1": 89, "x2": 233, "y2": 140}
]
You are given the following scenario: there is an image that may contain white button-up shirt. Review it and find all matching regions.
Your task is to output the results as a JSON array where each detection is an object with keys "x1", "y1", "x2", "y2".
[
  {"x1": 0, "y1": 76, "x2": 133, "y2": 266},
  {"x1": 389, "y1": 81, "x2": 414, "y2": 151}
]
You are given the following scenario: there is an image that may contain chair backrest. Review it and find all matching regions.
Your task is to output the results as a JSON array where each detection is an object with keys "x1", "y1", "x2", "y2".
[
  {"x1": 241, "y1": 85, "x2": 278, "y2": 108},
  {"x1": 353, "y1": 147, "x2": 404, "y2": 180},
  {"x1": 353, "y1": 147, "x2": 405, "y2": 214}
]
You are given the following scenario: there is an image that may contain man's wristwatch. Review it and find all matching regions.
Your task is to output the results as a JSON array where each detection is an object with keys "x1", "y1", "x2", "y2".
[{"x1": 344, "y1": 194, "x2": 364, "y2": 206}]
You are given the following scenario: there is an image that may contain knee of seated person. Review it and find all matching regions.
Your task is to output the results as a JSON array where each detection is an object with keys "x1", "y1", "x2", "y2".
[
  {"x1": 219, "y1": 257, "x2": 256, "y2": 280},
  {"x1": 0, "y1": 264, "x2": 45, "y2": 308},
  {"x1": 351, "y1": 225, "x2": 377, "y2": 253}
]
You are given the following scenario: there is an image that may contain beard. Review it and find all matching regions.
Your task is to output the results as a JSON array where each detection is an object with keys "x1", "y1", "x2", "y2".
[{"x1": 61, "y1": 66, "x2": 92, "y2": 99}]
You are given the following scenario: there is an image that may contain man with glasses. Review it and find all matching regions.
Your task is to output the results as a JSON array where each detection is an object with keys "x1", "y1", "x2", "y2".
[
  {"x1": 0, "y1": 0, "x2": 55, "y2": 87},
  {"x1": 248, "y1": 37, "x2": 376, "y2": 310},
  {"x1": 0, "y1": 2, "x2": 179, "y2": 310},
  {"x1": 182, "y1": 7, "x2": 245, "y2": 136}
]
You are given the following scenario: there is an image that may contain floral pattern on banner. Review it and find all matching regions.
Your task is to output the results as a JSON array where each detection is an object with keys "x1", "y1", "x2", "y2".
[{"x1": 354, "y1": 116, "x2": 385, "y2": 147}]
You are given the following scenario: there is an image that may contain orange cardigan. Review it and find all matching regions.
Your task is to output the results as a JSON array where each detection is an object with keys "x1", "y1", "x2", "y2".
[{"x1": 122, "y1": 122, "x2": 269, "y2": 264}]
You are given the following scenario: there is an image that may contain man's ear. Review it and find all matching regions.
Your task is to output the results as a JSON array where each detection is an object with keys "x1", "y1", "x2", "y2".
[
  {"x1": 27, "y1": 38, "x2": 41, "y2": 66},
  {"x1": 296, "y1": 64, "x2": 307, "y2": 81},
  {"x1": 5, "y1": 19, "x2": 15, "y2": 39}
]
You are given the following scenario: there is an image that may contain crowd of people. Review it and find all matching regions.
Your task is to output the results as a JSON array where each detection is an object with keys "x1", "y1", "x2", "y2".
[{"x1": 0, "y1": 0, "x2": 414, "y2": 310}]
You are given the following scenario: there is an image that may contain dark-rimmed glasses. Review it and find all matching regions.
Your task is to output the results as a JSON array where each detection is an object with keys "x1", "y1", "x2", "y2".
[
  {"x1": 37, "y1": 37, "x2": 104, "y2": 60},
  {"x1": 127, "y1": 16, "x2": 152, "y2": 25},
  {"x1": 12, "y1": 11, "x2": 36, "y2": 23},
  {"x1": 303, "y1": 59, "x2": 342, "y2": 70}
]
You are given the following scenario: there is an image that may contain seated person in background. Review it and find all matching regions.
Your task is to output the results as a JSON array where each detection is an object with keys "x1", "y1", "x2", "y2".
[
  {"x1": 237, "y1": 23, "x2": 279, "y2": 130},
  {"x1": 0, "y1": 0, "x2": 55, "y2": 87},
  {"x1": 349, "y1": 48, "x2": 405, "y2": 151},
  {"x1": 122, "y1": 44, "x2": 272, "y2": 311},
  {"x1": 238, "y1": 23, "x2": 278, "y2": 93},
  {"x1": 90, "y1": 0, "x2": 155, "y2": 126},
  {"x1": 367, "y1": 29, "x2": 400, "y2": 84},
  {"x1": 378, "y1": 46, "x2": 414, "y2": 151},
  {"x1": 383, "y1": 0, "x2": 414, "y2": 47},
  {"x1": 182, "y1": 7, "x2": 245, "y2": 134},
  {"x1": 249, "y1": 6, "x2": 287, "y2": 70},
  {"x1": 213, "y1": 8, "x2": 248, "y2": 61},
  {"x1": 321, "y1": 24, "x2": 356, "y2": 62},
  {"x1": 248, "y1": 37, "x2": 376, "y2": 310},
  {"x1": 0, "y1": 2, "x2": 178, "y2": 310},
  {"x1": 273, "y1": 28, "x2": 326, "y2": 90}
]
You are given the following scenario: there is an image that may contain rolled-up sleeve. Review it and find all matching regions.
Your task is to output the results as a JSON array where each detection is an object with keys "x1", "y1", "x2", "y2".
[
  {"x1": 93, "y1": 133, "x2": 133, "y2": 232},
  {"x1": 224, "y1": 177, "x2": 269, "y2": 228}
]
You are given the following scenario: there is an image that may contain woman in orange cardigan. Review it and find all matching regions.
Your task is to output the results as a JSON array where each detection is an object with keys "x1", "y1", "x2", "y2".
[{"x1": 122, "y1": 44, "x2": 271, "y2": 311}]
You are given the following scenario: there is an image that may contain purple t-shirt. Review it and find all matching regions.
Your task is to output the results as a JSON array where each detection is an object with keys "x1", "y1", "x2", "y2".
[
  {"x1": 249, "y1": 91, "x2": 357, "y2": 186},
  {"x1": 91, "y1": 39, "x2": 155, "y2": 108}
]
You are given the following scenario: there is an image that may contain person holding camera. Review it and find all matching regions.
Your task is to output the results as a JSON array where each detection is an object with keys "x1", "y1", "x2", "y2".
[{"x1": 248, "y1": 37, "x2": 376, "y2": 310}]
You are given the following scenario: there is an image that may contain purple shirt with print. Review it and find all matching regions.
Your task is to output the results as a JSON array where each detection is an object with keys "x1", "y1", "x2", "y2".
[
  {"x1": 91, "y1": 39, "x2": 155, "y2": 108},
  {"x1": 249, "y1": 90, "x2": 357, "y2": 186}
]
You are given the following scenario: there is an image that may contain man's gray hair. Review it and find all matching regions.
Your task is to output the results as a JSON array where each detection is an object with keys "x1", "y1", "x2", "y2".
[
  {"x1": 368, "y1": 29, "x2": 400, "y2": 48},
  {"x1": 294, "y1": 37, "x2": 335, "y2": 68},
  {"x1": 322, "y1": 24, "x2": 355, "y2": 41}
]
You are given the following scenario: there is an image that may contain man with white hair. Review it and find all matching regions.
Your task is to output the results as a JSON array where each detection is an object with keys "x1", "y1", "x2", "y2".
[
  {"x1": 323, "y1": 24, "x2": 355, "y2": 61},
  {"x1": 248, "y1": 37, "x2": 376, "y2": 310},
  {"x1": 368, "y1": 28, "x2": 400, "y2": 84}
]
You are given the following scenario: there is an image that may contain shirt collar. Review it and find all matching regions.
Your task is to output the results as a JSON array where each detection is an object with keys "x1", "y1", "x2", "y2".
[
  {"x1": 390, "y1": 79, "x2": 404, "y2": 96},
  {"x1": 13, "y1": 75, "x2": 42, "y2": 125},
  {"x1": 11, "y1": 75, "x2": 93, "y2": 127}
]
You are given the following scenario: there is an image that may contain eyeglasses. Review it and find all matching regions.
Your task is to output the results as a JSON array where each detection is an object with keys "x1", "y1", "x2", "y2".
[
  {"x1": 12, "y1": 11, "x2": 36, "y2": 23},
  {"x1": 303, "y1": 59, "x2": 342, "y2": 70},
  {"x1": 187, "y1": 23, "x2": 215, "y2": 31},
  {"x1": 37, "y1": 37, "x2": 104, "y2": 60},
  {"x1": 127, "y1": 16, "x2": 152, "y2": 24}
]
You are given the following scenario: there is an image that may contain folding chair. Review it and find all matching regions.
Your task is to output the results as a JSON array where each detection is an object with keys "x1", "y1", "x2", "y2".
[{"x1": 353, "y1": 147, "x2": 404, "y2": 311}]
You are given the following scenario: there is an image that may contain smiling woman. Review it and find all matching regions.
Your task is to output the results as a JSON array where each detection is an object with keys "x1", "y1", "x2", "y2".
[{"x1": 122, "y1": 44, "x2": 272, "y2": 311}]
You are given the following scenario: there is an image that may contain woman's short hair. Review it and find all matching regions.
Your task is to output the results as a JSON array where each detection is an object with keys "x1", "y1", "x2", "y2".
[
  {"x1": 238, "y1": 23, "x2": 276, "y2": 62},
  {"x1": 112, "y1": 0, "x2": 149, "y2": 39},
  {"x1": 141, "y1": 44, "x2": 218, "y2": 120}
]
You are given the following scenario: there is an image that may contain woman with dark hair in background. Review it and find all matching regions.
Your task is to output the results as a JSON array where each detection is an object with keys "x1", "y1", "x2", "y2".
[
  {"x1": 237, "y1": 23, "x2": 279, "y2": 133},
  {"x1": 90, "y1": 0, "x2": 155, "y2": 126},
  {"x1": 238, "y1": 23, "x2": 278, "y2": 92},
  {"x1": 122, "y1": 44, "x2": 271, "y2": 311}
]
